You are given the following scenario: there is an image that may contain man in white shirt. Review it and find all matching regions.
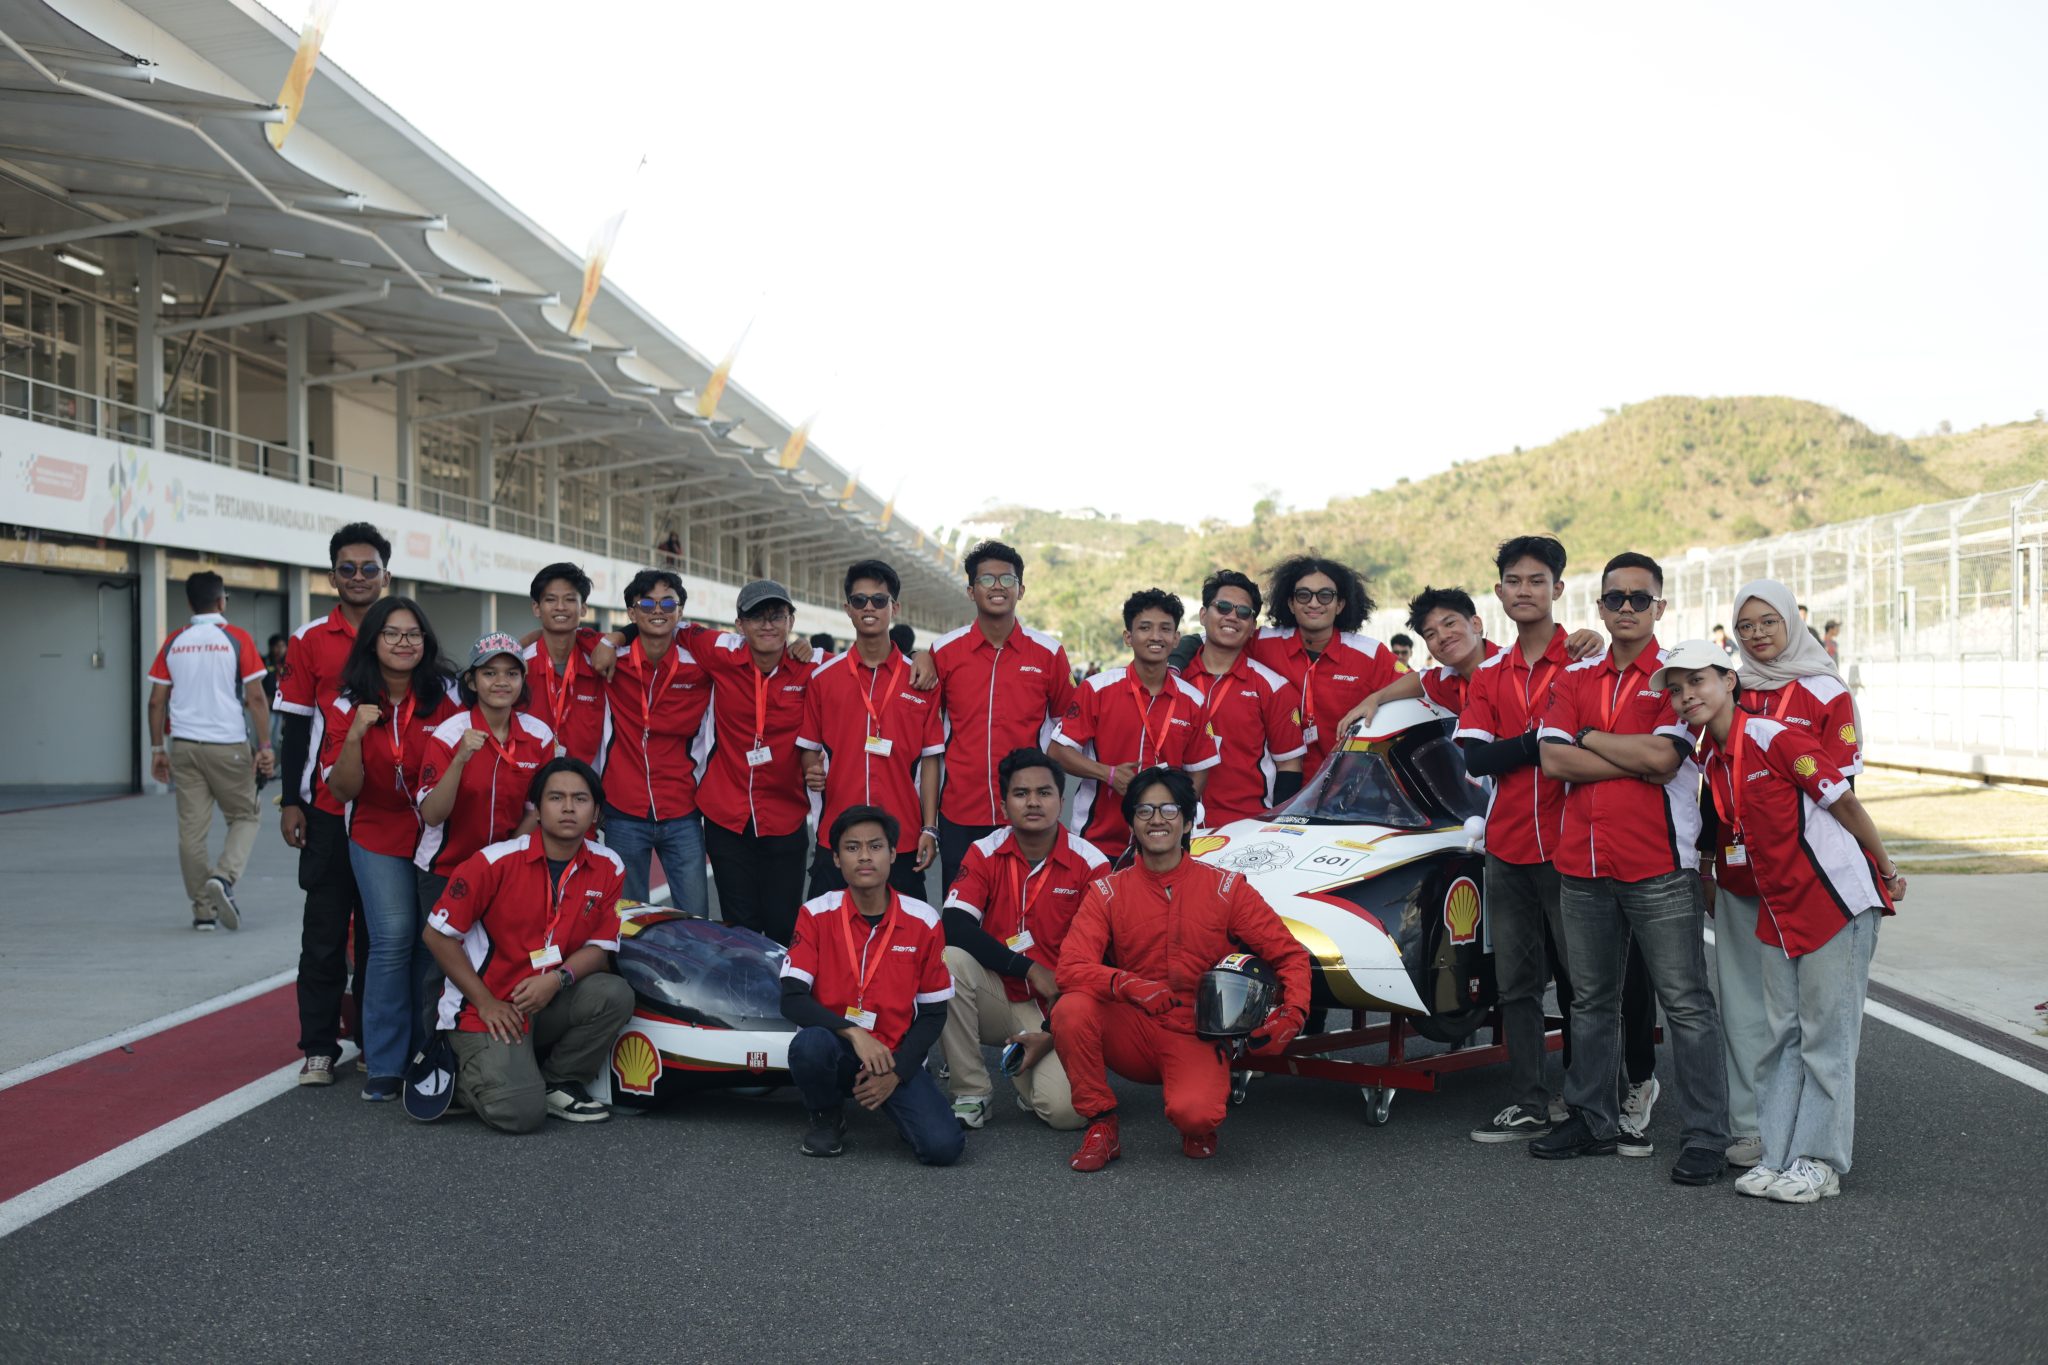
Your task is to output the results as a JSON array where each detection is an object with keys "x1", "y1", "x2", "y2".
[{"x1": 147, "y1": 572, "x2": 275, "y2": 930}]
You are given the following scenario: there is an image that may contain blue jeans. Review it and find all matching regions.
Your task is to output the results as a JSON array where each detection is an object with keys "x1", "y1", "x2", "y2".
[
  {"x1": 1560, "y1": 870, "x2": 1729, "y2": 1152},
  {"x1": 604, "y1": 807, "x2": 708, "y2": 914},
  {"x1": 786, "y1": 1026, "x2": 964, "y2": 1166},
  {"x1": 348, "y1": 842, "x2": 434, "y2": 1081},
  {"x1": 1758, "y1": 908, "x2": 1879, "y2": 1173}
]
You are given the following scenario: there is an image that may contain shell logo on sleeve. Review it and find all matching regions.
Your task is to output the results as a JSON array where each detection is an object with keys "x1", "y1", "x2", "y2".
[
  {"x1": 1793, "y1": 755, "x2": 1819, "y2": 778},
  {"x1": 612, "y1": 1031, "x2": 661, "y2": 1095},
  {"x1": 1839, "y1": 722, "x2": 1857, "y2": 745}
]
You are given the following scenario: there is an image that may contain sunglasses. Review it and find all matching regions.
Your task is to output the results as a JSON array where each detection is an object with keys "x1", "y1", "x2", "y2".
[
  {"x1": 1598, "y1": 591, "x2": 1660, "y2": 613},
  {"x1": 1131, "y1": 802, "x2": 1184, "y2": 821},
  {"x1": 1208, "y1": 601, "x2": 1257, "y2": 621},
  {"x1": 634, "y1": 597, "x2": 680, "y2": 612},
  {"x1": 1291, "y1": 587, "x2": 1339, "y2": 606},
  {"x1": 332, "y1": 561, "x2": 383, "y2": 579},
  {"x1": 974, "y1": 573, "x2": 1020, "y2": 589},
  {"x1": 847, "y1": 593, "x2": 894, "y2": 610}
]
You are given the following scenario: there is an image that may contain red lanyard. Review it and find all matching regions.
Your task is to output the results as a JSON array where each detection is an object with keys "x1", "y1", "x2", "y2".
[
  {"x1": 1009, "y1": 855, "x2": 1054, "y2": 935},
  {"x1": 835, "y1": 891, "x2": 901, "y2": 1009},
  {"x1": 541, "y1": 849, "x2": 580, "y2": 949},
  {"x1": 632, "y1": 640, "x2": 680, "y2": 731},
  {"x1": 753, "y1": 665, "x2": 773, "y2": 744},
  {"x1": 1300, "y1": 655, "x2": 1318, "y2": 729},
  {"x1": 1597, "y1": 654, "x2": 1648, "y2": 731},
  {"x1": 1195, "y1": 662, "x2": 1234, "y2": 735},
  {"x1": 1510, "y1": 653, "x2": 1561, "y2": 735},
  {"x1": 385, "y1": 693, "x2": 417, "y2": 790},
  {"x1": 1128, "y1": 673, "x2": 1178, "y2": 765},
  {"x1": 1716, "y1": 714, "x2": 1753, "y2": 836},
  {"x1": 472, "y1": 707, "x2": 518, "y2": 768},
  {"x1": 542, "y1": 645, "x2": 578, "y2": 737},
  {"x1": 858, "y1": 656, "x2": 905, "y2": 738}
]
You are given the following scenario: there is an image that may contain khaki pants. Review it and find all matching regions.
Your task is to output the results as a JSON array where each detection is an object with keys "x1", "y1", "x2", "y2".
[
  {"x1": 170, "y1": 738, "x2": 260, "y2": 921},
  {"x1": 448, "y1": 974, "x2": 634, "y2": 1133},
  {"x1": 940, "y1": 946, "x2": 1082, "y2": 1130}
]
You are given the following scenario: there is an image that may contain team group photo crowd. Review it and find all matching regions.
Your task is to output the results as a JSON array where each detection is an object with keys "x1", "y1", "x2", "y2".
[{"x1": 146, "y1": 519, "x2": 1907, "y2": 1201}]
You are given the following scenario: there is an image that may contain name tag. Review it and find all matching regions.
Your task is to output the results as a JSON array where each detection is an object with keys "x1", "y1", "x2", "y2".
[
  {"x1": 1006, "y1": 929, "x2": 1035, "y2": 952},
  {"x1": 843, "y1": 1006, "x2": 877, "y2": 1030},
  {"x1": 554, "y1": 742, "x2": 568, "y2": 758},
  {"x1": 746, "y1": 745, "x2": 773, "y2": 767},
  {"x1": 1724, "y1": 844, "x2": 1748, "y2": 867},
  {"x1": 529, "y1": 944, "x2": 563, "y2": 969},
  {"x1": 1301, "y1": 724, "x2": 1319, "y2": 744},
  {"x1": 863, "y1": 735, "x2": 894, "y2": 758}
]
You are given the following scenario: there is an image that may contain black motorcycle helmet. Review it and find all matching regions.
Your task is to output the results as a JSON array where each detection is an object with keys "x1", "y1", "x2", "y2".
[{"x1": 1195, "y1": 953, "x2": 1278, "y2": 1041}]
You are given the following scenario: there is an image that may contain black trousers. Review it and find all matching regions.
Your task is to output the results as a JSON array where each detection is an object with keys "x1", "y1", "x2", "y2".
[
  {"x1": 937, "y1": 815, "x2": 997, "y2": 900},
  {"x1": 1549, "y1": 918, "x2": 1657, "y2": 1085},
  {"x1": 807, "y1": 843, "x2": 930, "y2": 903},
  {"x1": 295, "y1": 806, "x2": 370, "y2": 1060},
  {"x1": 704, "y1": 816, "x2": 810, "y2": 946}
]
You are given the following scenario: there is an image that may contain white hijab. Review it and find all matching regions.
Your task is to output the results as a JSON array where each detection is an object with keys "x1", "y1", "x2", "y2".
[{"x1": 1732, "y1": 577, "x2": 1839, "y2": 692}]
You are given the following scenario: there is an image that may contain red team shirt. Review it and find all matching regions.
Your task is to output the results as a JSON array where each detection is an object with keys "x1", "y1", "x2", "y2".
[
  {"x1": 780, "y1": 891, "x2": 954, "y2": 1050},
  {"x1": 1711, "y1": 675, "x2": 1862, "y2": 899},
  {"x1": 798, "y1": 651, "x2": 945, "y2": 854},
  {"x1": 413, "y1": 709, "x2": 557, "y2": 876},
  {"x1": 1251, "y1": 627, "x2": 1398, "y2": 773},
  {"x1": 1413, "y1": 639, "x2": 1501, "y2": 715},
  {"x1": 1697, "y1": 715, "x2": 1890, "y2": 956},
  {"x1": 598, "y1": 638, "x2": 711, "y2": 820},
  {"x1": 1052, "y1": 666, "x2": 1221, "y2": 857},
  {"x1": 276, "y1": 607, "x2": 361, "y2": 815},
  {"x1": 522, "y1": 628, "x2": 608, "y2": 765},
  {"x1": 319, "y1": 689, "x2": 461, "y2": 858},
  {"x1": 943, "y1": 826, "x2": 1110, "y2": 1003},
  {"x1": 1453, "y1": 627, "x2": 1573, "y2": 866},
  {"x1": 426, "y1": 835, "x2": 627, "y2": 1032},
  {"x1": 1538, "y1": 640, "x2": 1702, "y2": 882},
  {"x1": 148, "y1": 614, "x2": 267, "y2": 744},
  {"x1": 686, "y1": 628, "x2": 817, "y2": 838},
  {"x1": 1175, "y1": 650, "x2": 1306, "y2": 828},
  {"x1": 926, "y1": 620, "x2": 1076, "y2": 827}
]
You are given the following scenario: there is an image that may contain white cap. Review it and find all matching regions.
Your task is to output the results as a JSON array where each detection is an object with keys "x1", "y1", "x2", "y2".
[{"x1": 1649, "y1": 639, "x2": 1735, "y2": 692}]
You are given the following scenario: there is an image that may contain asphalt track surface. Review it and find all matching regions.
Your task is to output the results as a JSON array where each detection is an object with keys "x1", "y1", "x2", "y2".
[{"x1": 2, "y1": 1014, "x2": 2042, "y2": 1362}]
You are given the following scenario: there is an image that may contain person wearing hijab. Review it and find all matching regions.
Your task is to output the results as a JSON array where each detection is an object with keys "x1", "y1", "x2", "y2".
[{"x1": 1710, "y1": 579, "x2": 1864, "y2": 1170}]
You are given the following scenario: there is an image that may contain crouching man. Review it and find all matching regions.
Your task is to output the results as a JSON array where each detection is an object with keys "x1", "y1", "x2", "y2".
[
  {"x1": 940, "y1": 748, "x2": 1107, "y2": 1131},
  {"x1": 779, "y1": 805, "x2": 962, "y2": 1165},
  {"x1": 422, "y1": 757, "x2": 635, "y2": 1132},
  {"x1": 1052, "y1": 767, "x2": 1312, "y2": 1170}
]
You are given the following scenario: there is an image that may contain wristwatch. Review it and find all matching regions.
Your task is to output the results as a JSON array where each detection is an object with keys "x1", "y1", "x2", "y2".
[
  {"x1": 921, "y1": 825, "x2": 940, "y2": 841},
  {"x1": 557, "y1": 965, "x2": 576, "y2": 991},
  {"x1": 1574, "y1": 726, "x2": 1596, "y2": 747}
]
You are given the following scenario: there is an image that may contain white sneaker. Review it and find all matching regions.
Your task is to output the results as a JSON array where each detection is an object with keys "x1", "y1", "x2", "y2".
[
  {"x1": 1547, "y1": 1095, "x2": 1569, "y2": 1125},
  {"x1": 1767, "y1": 1158, "x2": 1841, "y2": 1203},
  {"x1": 951, "y1": 1095, "x2": 990, "y2": 1130},
  {"x1": 1734, "y1": 1165, "x2": 1783, "y2": 1198},
  {"x1": 1725, "y1": 1135, "x2": 1764, "y2": 1168},
  {"x1": 1620, "y1": 1075, "x2": 1661, "y2": 1131}
]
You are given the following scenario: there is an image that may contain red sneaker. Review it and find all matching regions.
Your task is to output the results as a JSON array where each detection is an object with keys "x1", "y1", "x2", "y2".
[
  {"x1": 1069, "y1": 1116, "x2": 1122, "y2": 1173},
  {"x1": 1182, "y1": 1130, "x2": 1218, "y2": 1160}
]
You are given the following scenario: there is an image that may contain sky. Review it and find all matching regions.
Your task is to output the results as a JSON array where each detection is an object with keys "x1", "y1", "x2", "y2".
[{"x1": 279, "y1": 0, "x2": 2048, "y2": 530}]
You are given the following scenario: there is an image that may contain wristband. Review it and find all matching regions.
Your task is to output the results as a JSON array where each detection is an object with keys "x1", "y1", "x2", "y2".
[
  {"x1": 921, "y1": 825, "x2": 940, "y2": 840},
  {"x1": 558, "y1": 965, "x2": 576, "y2": 990},
  {"x1": 258, "y1": 744, "x2": 273, "y2": 752},
  {"x1": 1574, "y1": 726, "x2": 1595, "y2": 747}
]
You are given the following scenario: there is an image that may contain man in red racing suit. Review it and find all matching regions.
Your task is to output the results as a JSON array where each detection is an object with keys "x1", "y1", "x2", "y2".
[{"x1": 1053, "y1": 765, "x2": 1312, "y2": 1169}]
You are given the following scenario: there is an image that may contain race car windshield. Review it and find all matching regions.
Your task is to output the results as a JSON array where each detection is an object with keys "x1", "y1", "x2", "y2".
[
  {"x1": 1273, "y1": 748, "x2": 1431, "y2": 829},
  {"x1": 618, "y1": 918, "x2": 789, "y2": 1028}
]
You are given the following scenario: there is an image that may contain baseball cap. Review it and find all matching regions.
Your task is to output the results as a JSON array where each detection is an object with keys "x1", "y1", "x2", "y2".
[
  {"x1": 401, "y1": 1031, "x2": 457, "y2": 1122},
  {"x1": 736, "y1": 579, "x2": 794, "y2": 616},
  {"x1": 1649, "y1": 639, "x2": 1735, "y2": 692},
  {"x1": 467, "y1": 632, "x2": 524, "y2": 670}
]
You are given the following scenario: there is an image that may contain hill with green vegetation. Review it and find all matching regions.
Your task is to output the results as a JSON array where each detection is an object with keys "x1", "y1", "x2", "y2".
[{"x1": 983, "y1": 397, "x2": 2046, "y2": 662}]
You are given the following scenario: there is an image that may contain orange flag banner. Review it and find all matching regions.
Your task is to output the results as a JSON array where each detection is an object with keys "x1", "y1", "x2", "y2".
[
  {"x1": 776, "y1": 418, "x2": 812, "y2": 471},
  {"x1": 266, "y1": 0, "x2": 340, "y2": 151},
  {"x1": 568, "y1": 209, "x2": 625, "y2": 339}
]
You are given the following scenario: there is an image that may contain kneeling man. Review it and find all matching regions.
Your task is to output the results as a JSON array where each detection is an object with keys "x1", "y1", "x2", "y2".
[{"x1": 1052, "y1": 766, "x2": 1311, "y2": 1169}]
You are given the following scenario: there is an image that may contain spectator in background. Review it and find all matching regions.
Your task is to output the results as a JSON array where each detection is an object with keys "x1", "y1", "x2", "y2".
[
  {"x1": 1797, "y1": 604, "x2": 1823, "y2": 644},
  {"x1": 809, "y1": 631, "x2": 837, "y2": 665},
  {"x1": 656, "y1": 528, "x2": 682, "y2": 566},
  {"x1": 1823, "y1": 620, "x2": 1842, "y2": 664},
  {"x1": 1389, "y1": 633, "x2": 1415, "y2": 672},
  {"x1": 889, "y1": 623, "x2": 917, "y2": 660},
  {"x1": 263, "y1": 633, "x2": 288, "y2": 760},
  {"x1": 149, "y1": 571, "x2": 274, "y2": 931},
  {"x1": 1712, "y1": 625, "x2": 1737, "y2": 661}
]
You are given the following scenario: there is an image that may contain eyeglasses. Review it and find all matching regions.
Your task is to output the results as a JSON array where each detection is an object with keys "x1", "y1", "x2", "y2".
[
  {"x1": 974, "y1": 573, "x2": 1020, "y2": 589},
  {"x1": 1208, "y1": 601, "x2": 1257, "y2": 621},
  {"x1": 378, "y1": 628, "x2": 424, "y2": 646},
  {"x1": 1131, "y1": 802, "x2": 1184, "y2": 821},
  {"x1": 1734, "y1": 616, "x2": 1784, "y2": 638},
  {"x1": 744, "y1": 609, "x2": 793, "y2": 626},
  {"x1": 847, "y1": 593, "x2": 894, "y2": 610},
  {"x1": 1598, "y1": 591, "x2": 1660, "y2": 612},
  {"x1": 332, "y1": 561, "x2": 383, "y2": 579},
  {"x1": 633, "y1": 596, "x2": 680, "y2": 612},
  {"x1": 1291, "y1": 587, "x2": 1339, "y2": 606}
]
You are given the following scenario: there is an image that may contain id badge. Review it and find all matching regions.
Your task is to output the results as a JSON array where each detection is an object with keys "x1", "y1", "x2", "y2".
[
  {"x1": 844, "y1": 1006, "x2": 877, "y2": 1030},
  {"x1": 746, "y1": 745, "x2": 773, "y2": 767},
  {"x1": 1006, "y1": 929, "x2": 1035, "y2": 952},
  {"x1": 863, "y1": 735, "x2": 895, "y2": 758},
  {"x1": 1725, "y1": 843, "x2": 1749, "y2": 867},
  {"x1": 530, "y1": 943, "x2": 563, "y2": 969},
  {"x1": 554, "y1": 742, "x2": 568, "y2": 758},
  {"x1": 1301, "y1": 723, "x2": 1320, "y2": 744}
]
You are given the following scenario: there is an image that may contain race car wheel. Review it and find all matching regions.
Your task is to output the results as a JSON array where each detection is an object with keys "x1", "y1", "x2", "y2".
[{"x1": 1362, "y1": 1084, "x2": 1395, "y2": 1126}]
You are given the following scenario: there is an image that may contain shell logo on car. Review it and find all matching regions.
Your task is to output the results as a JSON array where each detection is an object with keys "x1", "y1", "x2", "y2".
[
  {"x1": 1444, "y1": 876, "x2": 1482, "y2": 945},
  {"x1": 1189, "y1": 834, "x2": 1231, "y2": 858},
  {"x1": 612, "y1": 1031, "x2": 662, "y2": 1095}
]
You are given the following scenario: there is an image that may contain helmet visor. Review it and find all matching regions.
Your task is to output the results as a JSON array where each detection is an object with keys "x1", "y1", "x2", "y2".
[{"x1": 1196, "y1": 970, "x2": 1275, "y2": 1039}]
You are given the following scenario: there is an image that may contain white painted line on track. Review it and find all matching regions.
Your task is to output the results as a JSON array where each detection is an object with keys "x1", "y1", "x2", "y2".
[{"x1": 0, "y1": 970, "x2": 297, "y2": 1093}]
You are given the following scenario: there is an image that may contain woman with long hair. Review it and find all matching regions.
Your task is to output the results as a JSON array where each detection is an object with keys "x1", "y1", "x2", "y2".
[{"x1": 322, "y1": 596, "x2": 459, "y2": 1102}]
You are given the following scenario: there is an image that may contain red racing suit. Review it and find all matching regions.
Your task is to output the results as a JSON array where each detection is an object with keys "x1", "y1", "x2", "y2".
[{"x1": 1052, "y1": 856, "x2": 1311, "y2": 1135}]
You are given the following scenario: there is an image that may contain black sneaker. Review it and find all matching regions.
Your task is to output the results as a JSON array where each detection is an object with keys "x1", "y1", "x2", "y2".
[
  {"x1": 802, "y1": 1107, "x2": 846, "y2": 1158},
  {"x1": 1529, "y1": 1112, "x2": 1618, "y2": 1160},
  {"x1": 1670, "y1": 1145, "x2": 1725, "y2": 1185},
  {"x1": 544, "y1": 1082, "x2": 611, "y2": 1123},
  {"x1": 1470, "y1": 1103, "x2": 1553, "y2": 1143}
]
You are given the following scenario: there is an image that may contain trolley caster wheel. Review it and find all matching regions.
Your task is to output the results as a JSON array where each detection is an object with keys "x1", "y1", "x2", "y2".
[
  {"x1": 1230, "y1": 1070, "x2": 1254, "y2": 1106},
  {"x1": 1362, "y1": 1084, "x2": 1395, "y2": 1126}
]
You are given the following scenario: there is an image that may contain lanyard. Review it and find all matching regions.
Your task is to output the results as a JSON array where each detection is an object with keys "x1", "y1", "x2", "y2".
[
  {"x1": 542, "y1": 644, "x2": 578, "y2": 737},
  {"x1": 633, "y1": 639, "x2": 680, "y2": 732},
  {"x1": 1128, "y1": 673, "x2": 1178, "y2": 766},
  {"x1": 835, "y1": 891, "x2": 901, "y2": 1009},
  {"x1": 541, "y1": 850, "x2": 580, "y2": 950},
  {"x1": 472, "y1": 707, "x2": 518, "y2": 769},
  {"x1": 858, "y1": 656, "x2": 905, "y2": 738},
  {"x1": 1510, "y1": 651, "x2": 1561, "y2": 735},
  {"x1": 753, "y1": 663, "x2": 774, "y2": 744},
  {"x1": 385, "y1": 693, "x2": 417, "y2": 791},
  {"x1": 1300, "y1": 655, "x2": 1318, "y2": 730},
  {"x1": 1717, "y1": 714, "x2": 1753, "y2": 836},
  {"x1": 1009, "y1": 855, "x2": 1054, "y2": 936},
  {"x1": 1195, "y1": 661, "x2": 1235, "y2": 735},
  {"x1": 1596, "y1": 653, "x2": 1649, "y2": 731}
]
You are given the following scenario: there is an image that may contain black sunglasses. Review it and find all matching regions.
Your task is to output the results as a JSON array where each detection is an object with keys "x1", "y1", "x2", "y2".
[
  {"x1": 1208, "y1": 601, "x2": 1257, "y2": 621},
  {"x1": 847, "y1": 593, "x2": 894, "y2": 610},
  {"x1": 1291, "y1": 587, "x2": 1339, "y2": 605},
  {"x1": 1599, "y1": 591, "x2": 1660, "y2": 612}
]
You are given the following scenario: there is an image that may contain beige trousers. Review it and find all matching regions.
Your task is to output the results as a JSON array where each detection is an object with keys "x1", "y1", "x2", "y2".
[
  {"x1": 170, "y1": 739, "x2": 260, "y2": 920},
  {"x1": 940, "y1": 945, "x2": 1083, "y2": 1130}
]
